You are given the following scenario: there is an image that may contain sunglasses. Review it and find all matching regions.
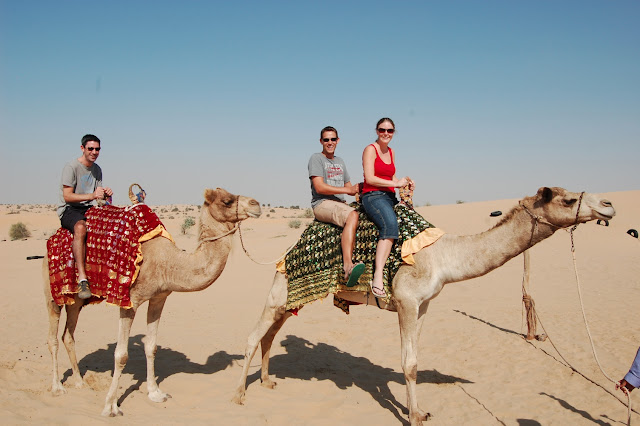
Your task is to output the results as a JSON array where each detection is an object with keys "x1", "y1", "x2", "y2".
[
  {"x1": 377, "y1": 128, "x2": 395, "y2": 134},
  {"x1": 86, "y1": 147, "x2": 101, "y2": 151},
  {"x1": 322, "y1": 138, "x2": 338, "y2": 142}
]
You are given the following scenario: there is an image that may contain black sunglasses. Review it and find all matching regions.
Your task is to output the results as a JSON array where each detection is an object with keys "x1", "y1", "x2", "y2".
[
  {"x1": 322, "y1": 138, "x2": 338, "y2": 142},
  {"x1": 377, "y1": 128, "x2": 395, "y2": 134},
  {"x1": 86, "y1": 147, "x2": 101, "y2": 151}
]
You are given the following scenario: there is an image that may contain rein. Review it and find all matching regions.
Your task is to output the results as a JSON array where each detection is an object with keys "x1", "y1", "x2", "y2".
[
  {"x1": 197, "y1": 196, "x2": 295, "y2": 265},
  {"x1": 519, "y1": 191, "x2": 633, "y2": 424},
  {"x1": 519, "y1": 191, "x2": 584, "y2": 249}
]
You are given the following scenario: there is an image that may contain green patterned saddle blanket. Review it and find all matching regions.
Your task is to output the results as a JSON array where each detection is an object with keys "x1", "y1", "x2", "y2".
[{"x1": 284, "y1": 204, "x2": 435, "y2": 310}]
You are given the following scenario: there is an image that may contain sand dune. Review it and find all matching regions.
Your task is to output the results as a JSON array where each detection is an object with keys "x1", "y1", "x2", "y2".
[{"x1": 1, "y1": 189, "x2": 638, "y2": 425}]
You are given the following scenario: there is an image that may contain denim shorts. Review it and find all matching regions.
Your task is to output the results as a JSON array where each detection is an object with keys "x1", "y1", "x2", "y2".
[{"x1": 362, "y1": 191, "x2": 399, "y2": 240}]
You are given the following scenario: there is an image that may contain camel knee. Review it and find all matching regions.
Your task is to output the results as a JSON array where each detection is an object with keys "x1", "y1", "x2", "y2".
[
  {"x1": 403, "y1": 360, "x2": 418, "y2": 382},
  {"x1": 114, "y1": 349, "x2": 129, "y2": 368}
]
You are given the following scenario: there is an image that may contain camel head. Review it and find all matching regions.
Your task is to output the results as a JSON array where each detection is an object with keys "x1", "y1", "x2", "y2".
[
  {"x1": 526, "y1": 187, "x2": 615, "y2": 228},
  {"x1": 201, "y1": 188, "x2": 261, "y2": 225}
]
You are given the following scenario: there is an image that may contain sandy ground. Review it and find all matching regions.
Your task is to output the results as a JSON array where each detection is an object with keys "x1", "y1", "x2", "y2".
[{"x1": 0, "y1": 189, "x2": 638, "y2": 425}]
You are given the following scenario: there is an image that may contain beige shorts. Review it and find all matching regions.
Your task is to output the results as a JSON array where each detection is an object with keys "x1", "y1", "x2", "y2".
[{"x1": 313, "y1": 200, "x2": 355, "y2": 228}]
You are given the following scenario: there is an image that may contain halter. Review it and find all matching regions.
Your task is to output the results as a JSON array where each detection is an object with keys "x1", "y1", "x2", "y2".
[
  {"x1": 519, "y1": 191, "x2": 584, "y2": 250},
  {"x1": 195, "y1": 196, "x2": 241, "y2": 249}
]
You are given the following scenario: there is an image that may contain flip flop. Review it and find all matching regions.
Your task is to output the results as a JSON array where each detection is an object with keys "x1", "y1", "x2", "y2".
[
  {"x1": 370, "y1": 281, "x2": 386, "y2": 298},
  {"x1": 346, "y1": 262, "x2": 365, "y2": 287}
]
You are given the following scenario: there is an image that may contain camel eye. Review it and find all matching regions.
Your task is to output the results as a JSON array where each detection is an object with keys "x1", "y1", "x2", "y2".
[
  {"x1": 223, "y1": 198, "x2": 234, "y2": 207},
  {"x1": 563, "y1": 198, "x2": 577, "y2": 206}
]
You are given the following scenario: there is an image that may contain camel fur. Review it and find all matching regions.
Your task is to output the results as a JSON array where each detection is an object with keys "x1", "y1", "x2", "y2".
[
  {"x1": 232, "y1": 187, "x2": 615, "y2": 426},
  {"x1": 44, "y1": 188, "x2": 260, "y2": 416}
]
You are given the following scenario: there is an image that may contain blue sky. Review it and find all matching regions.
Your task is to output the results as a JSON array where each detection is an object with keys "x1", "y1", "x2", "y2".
[{"x1": 1, "y1": 0, "x2": 638, "y2": 207}]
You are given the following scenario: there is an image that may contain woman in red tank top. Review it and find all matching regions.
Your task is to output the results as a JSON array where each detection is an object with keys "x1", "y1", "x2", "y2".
[{"x1": 361, "y1": 118, "x2": 414, "y2": 298}]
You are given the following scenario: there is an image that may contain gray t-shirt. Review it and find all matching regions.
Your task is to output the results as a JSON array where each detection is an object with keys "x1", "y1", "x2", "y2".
[
  {"x1": 308, "y1": 152, "x2": 351, "y2": 208},
  {"x1": 57, "y1": 159, "x2": 103, "y2": 218}
]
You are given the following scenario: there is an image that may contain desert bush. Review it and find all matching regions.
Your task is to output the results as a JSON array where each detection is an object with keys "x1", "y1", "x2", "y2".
[
  {"x1": 10, "y1": 222, "x2": 31, "y2": 240},
  {"x1": 303, "y1": 208, "x2": 313, "y2": 218},
  {"x1": 171, "y1": 207, "x2": 179, "y2": 212},
  {"x1": 456, "y1": 200, "x2": 465, "y2": 204},
  {"x1": 181, "y1": 216, "x2": 196, "y2": 234},
  {"x1": 288, "y1": 219, "x2": 302, "y2": 229}
]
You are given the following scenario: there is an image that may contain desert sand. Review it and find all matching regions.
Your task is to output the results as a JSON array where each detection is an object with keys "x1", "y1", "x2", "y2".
[{"x1": 0, "y1": 189, "x2": 638, "y2": 425}]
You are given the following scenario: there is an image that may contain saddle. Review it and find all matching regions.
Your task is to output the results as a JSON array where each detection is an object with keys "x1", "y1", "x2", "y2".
[
  {"x1": 281, "y1": 203, "x2": 443, "y2": 312},
  {"x1": 47, "y1": 201, "x2": 172, "y2": 308}
]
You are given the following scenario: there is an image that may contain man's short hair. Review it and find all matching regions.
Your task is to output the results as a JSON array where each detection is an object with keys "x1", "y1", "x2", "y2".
[
  {"x1": 81, "y1": 134, "x2": 101, "y2": 147},
  {"x1": 320, "y1": 126, "x2": 338, "y2": 139}
]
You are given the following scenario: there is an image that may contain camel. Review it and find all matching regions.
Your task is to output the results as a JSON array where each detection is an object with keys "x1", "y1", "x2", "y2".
[
  {"x1": 232, "y1": 187, "x2": 615, "y2": 425},
  {"x1": 43, "y1": 188, "x2": 261, "y2": 416}
]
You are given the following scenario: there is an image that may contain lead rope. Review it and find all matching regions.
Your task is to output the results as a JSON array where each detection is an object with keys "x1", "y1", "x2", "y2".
[
  {"x1": 522, "y1": 193, "x2": 633, "y2": 424},
  {"x1": 569, "y1": 225, "x2": 633, "y2": 425},
  {"x1": 237, "y1": 222, "x2": 297, "y2": 265}
]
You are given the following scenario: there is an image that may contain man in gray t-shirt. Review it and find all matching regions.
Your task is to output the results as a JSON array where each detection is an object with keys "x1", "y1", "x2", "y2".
[
  {"x1": 308, "y1": 126, "x2": 364, "y2": 287},
  {"x1": 58, "y1": 134, "x2": 113, "y2": 299}
]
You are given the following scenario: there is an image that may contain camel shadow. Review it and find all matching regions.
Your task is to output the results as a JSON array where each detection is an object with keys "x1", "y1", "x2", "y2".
[
  {"x1": 63, "y1": 334, "x2": 242, "y2": 405},
  {"x1": 245, "y1": 335, "x2": 471, "y2": 424}
]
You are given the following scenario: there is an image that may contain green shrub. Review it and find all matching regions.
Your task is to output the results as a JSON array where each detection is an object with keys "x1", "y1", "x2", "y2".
[
  {"x1": 10, "y1": 222, "x2": 31, "y2": 240},
  {"x1": 181, "y1": 217, "x2": 196, "y2": 234},
  {"x1": 288, "y1": 219, "x2": 302, "y2": 229}
]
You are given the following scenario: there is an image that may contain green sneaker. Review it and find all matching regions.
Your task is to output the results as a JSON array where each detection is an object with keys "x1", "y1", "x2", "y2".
[{"x1": 78, "y1": 279, "x2": 92, "y2": 299}]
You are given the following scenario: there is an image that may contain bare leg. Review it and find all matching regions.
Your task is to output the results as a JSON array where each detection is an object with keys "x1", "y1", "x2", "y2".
[
  {"x1": 144, "y1": 296, "x2": 171, "y2": 402},
  {"x1": 342, "y1": 210, "x2": 359, "y2": 277},
  {"x1": 72, "y1": 221, "x2": 88, "y2": 281},
  {"x1": 233, "y1": 272, "x2": 288, "y2": 404},
  {"x1": 371, "y1": 238, "x2": 394, "y2": 296},
  {"x1": 102, "y1": 307, "x2": 137, "y2": 417}
]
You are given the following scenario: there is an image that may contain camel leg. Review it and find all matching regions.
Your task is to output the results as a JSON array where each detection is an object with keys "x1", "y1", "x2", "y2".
[
  {"x1": 46, "y1": 297, "x2": 66, "y2": 395},
  {"x1": 397, "y1": 299, "x2": 431, "y2": 426},
  {"x1": 144, "y1": 295, "x2": 171, "y2": 403},
  {"x1": 259, "y1": 310, "x2": 292, "y2": 389},
  {"x1": 60, "y1": 300, "x2": 85, "y2": 389},
  {"x1": 232, "y1": 272, "x2": 289, "y2": 404},
  {"x1": 102, "y1": 306, "x2": 137, "y2": 417}
]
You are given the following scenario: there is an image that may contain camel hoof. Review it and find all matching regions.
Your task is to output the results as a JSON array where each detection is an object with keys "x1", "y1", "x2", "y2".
[
  {"x1": 51, "y1": 384, "x2": 67, "y2": 396},
  {"x1": 101, "y1": 404, "x2": 123, "y2": 417},
  {"x1": 231, "y1": 392, "x2": 245, "y2": 405},
  {"x1": 148, "y1": 390, "x2": 171, "y2": 403},
  {"x1": 260, "y1": 379, "x2": 277, "y2": 390}
]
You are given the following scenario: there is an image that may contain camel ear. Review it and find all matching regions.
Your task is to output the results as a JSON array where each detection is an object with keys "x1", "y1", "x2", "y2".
[
  {"x1": 537, "y1": 187, "x2": 554, "y2": 204},
  {"x1": 203, "y1": 188, "x2": 218, "y2": 206}
]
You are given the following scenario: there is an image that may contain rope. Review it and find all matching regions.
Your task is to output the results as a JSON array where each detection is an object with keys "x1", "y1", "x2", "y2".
[
  {"x1": 569, "y1": 226, "x2": 633, "y2": 425},
  {"x1": 196, "y1": 224, "x2": 239, "y2": 249},
  {"x1": 237, "y1": 222, "x2": 297, "y2": 265},
  {"x1": 520, "y1": 192, "x2": 633, "y2": 424}
]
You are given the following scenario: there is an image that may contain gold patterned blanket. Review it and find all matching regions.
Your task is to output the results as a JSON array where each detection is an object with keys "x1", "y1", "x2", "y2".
[
  {"x1": 280, "y1": 204, "x2": 444, "y2": 311},
  {"x1": 47, "y1": 204, "x2": 173, "y2": 308}
]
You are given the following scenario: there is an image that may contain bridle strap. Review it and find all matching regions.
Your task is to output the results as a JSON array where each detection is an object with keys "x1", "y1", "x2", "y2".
[
  {"x1": 520, "y1": 191, "x2": 585, "y2": 249},
  {"x1": 196, "y1": 196, "x2": 241, "y2": 249}
]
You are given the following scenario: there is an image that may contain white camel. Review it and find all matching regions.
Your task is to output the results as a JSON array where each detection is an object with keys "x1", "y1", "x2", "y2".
[
  {"x1": 232, "y1": 187, "x2": 615, "y2": 425},
  {"x1": 43, "y1": 188, "x2": 260, "y2": 416}
]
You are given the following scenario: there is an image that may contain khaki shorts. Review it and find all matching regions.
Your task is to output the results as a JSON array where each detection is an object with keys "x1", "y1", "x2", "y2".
[{"x1": 313, "y1": 200, "x2": 355, "y2": 228}]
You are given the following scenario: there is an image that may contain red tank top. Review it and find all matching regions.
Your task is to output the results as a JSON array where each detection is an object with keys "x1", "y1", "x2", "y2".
[{"x1": 362, "y1": 144, "x2": 396, "y2": 194}]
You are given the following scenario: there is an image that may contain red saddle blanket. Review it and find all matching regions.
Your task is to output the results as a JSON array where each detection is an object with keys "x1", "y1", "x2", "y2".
[{"x1": 47, "y1": 204, "x2": 172, "y2": 308}]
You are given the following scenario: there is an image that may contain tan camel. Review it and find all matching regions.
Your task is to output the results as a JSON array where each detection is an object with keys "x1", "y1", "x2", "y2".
[
  {"x1": 232, "y1": 187, "x2": 615, "y2": 426},
  {"x1": 43, "y1": 188, "x2": 260, "y2": 416}
]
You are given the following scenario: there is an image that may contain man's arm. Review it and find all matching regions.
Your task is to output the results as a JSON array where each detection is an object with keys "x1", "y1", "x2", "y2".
[
  {"x1": 62, "y1": 186, "x2": 106, "y2": 203},
  {"x1": 311, "y1": 177, "x2": 358, "y2": 196}
]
